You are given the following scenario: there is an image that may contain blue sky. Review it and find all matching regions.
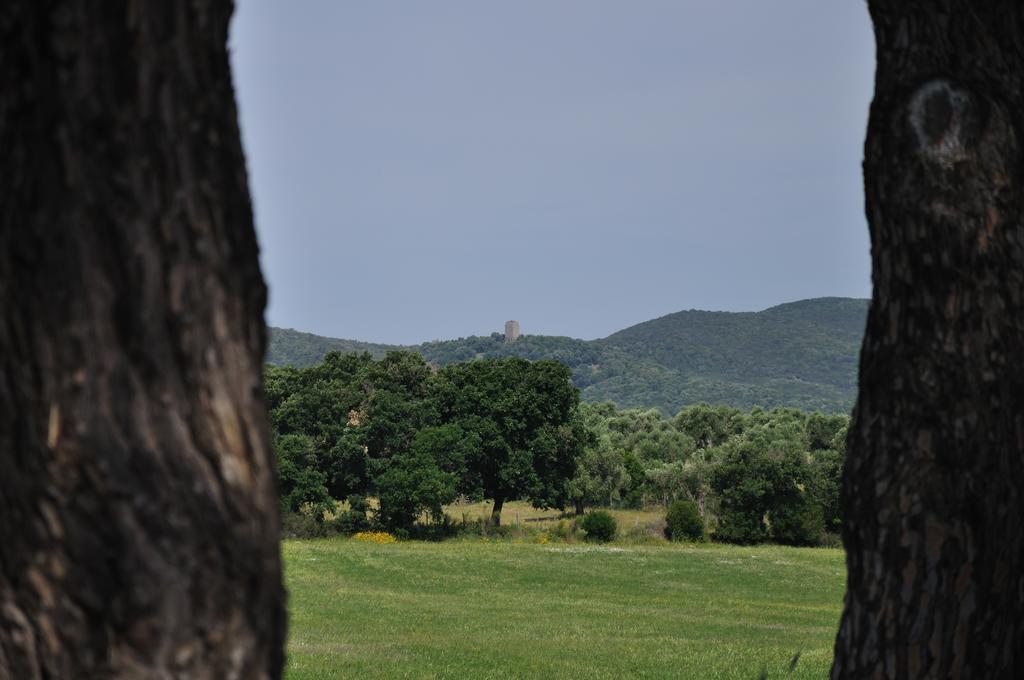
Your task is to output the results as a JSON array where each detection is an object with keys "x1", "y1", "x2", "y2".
[{"x1": 230, "y1": 2, "x2": 875, "y2": 345}]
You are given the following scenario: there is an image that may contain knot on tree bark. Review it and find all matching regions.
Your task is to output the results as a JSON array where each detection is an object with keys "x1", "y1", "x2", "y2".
[
  {"x1": 897, "y1": 79, "x2": 1017, "y2": 252},
  {"x1": 908, "y1": 80, "x2": 979, "y2": 167}
]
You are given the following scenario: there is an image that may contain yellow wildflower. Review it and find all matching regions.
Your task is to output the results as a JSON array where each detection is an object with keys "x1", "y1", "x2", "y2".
[{"x1": 352, "y1": 531, "x2": 397, "y2": 544}]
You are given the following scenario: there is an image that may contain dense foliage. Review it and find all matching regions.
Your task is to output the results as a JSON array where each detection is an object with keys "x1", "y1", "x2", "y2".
[
  {"x1": 580, "y1": 510, "x2": 617, "y2": 543},
  {"x1": 266, "y1": 351, "x2": 588, "y2": 533},
  {"x1": 664, "y1": 500, "x2": 704, "y2": 541},
  {"x1": 268, "y1": 346, "x2": 849, "y2": 545},
  {"x1": 267, "y1": 297, "x2": 867, "y2": 414},
  {"x1": 566, "y1": 402, "x2": 848, "y2": 546}
]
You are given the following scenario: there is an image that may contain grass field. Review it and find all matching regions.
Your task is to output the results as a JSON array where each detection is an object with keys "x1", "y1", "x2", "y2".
[{"x1": 283, "y1": 536, "x2": 845, "y2": 678}]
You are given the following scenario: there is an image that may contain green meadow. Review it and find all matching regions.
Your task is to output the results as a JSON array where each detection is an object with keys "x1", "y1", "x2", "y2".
[{"x1": 283, "y1": 539, "x2": 845, "y2": 679}]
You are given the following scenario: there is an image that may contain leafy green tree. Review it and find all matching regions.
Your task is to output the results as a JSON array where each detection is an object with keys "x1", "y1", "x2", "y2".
[
  {"x1": 362, "y1": 390, "x2": 426, "y2": 468},
  {"x1": 678, "y1": 455, "x2": 717, "y2": 519},
  {"x1": 769, "y1": 445, "x2": 825, "y2": 545},
  {"x1": 409, "y1": 424, "x2": 479, "y2": 483},
  {"x1": 710, "y1": 446, "x2": 774, "y2": 544},
  {"x1": 324, "y1": 434, "x2": 369, "y2": 500},
  {"x1": 271, "y1": 352, "x2": 371, "y2": 438},
  {"x1": 770, "y1": 490, "x2": 825, "y2": 546},
  {"x1": 267, "y1": 350, "x2": 440, "y2": 516},
  {"x1": 673, "y1": 404, "x2": 745, "y2": 449},
  {"x1": 267, "y1": 352, "x2": 375, "y2": 502},
  {"x1": 620, "y1": 452, "x2": 647, "y2": 508},
  {"x1": 263, "y1": 363, "x2": 304, "y2": 413},
  {"x1": 372, "y1": 423, "x2": 484, "y2": 533},
  {"x1": 805, "y1": 412, "x2": 849, "y2": 451},
  {"x1": 430, "y1": 358, "x2": 587, "y2": 524},
  {"x1": 711, "y1": 437, "x2": 823, "y2": 545},
  {"x1": 809, "y1": 447, "x2": 844, "y2": 532},
  {"x1": 568, "y1": 440, "x2": 628, "y2": 514},
  {"x1": 569, "y1": 403, "x2": 630, "y2": 513},
  {"x1": 374, "y1": 449, "x2": 458, "y2": 533},
  {"x1": 365, "y1": 349, "x2": 435, "y2": 398},
  {"x1": 645, "y1": 462, "x2": 688, "y2": 507},
  {"x1": 275, "y1": 433, "x2": 333, "y2": 519}
]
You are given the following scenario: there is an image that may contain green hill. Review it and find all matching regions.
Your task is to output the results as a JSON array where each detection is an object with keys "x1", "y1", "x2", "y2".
[
  {"x1": 267, "y1": 297, "x2": 868, "y2": 414},
  {"x1": 266, "y1": 327, "x2": 395, "y2": 365}
]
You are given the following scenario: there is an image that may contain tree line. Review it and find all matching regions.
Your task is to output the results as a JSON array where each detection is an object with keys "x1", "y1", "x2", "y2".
[
  {"x1": 569, "y1": 401, "x2": 846, "y2": 545},
  {"x1": 268, "y1": 351, "x2": 847, "y2": 544},
  {"x1": 266, "y1": 351, "x2": 588, "y2": 534}
]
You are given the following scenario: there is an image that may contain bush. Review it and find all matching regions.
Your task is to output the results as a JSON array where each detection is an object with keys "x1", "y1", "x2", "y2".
[
  {"x1": 551, "y1": 519, "x2": 575, "y2": 541},
  {"x1": 457, "y1": 518, "x2": 486, "y2": 538},
  {"x1": 490, "y1": 524, "x2": 513, "y2": 539},
  {"x1": 334, "y1": 509, "x2": 370, "y2": 536},
  {"x1": 408, "y1": 514, "x2": 459, "y2": 541},
  {"x1": 664, "y1": 500, "x2": 704, "y2": 541},
  {"x1": 281, "y1": 512, "x2": 334, "y2": 539},
  {"x1": 332, "y1": 494, "x2": 371, "y2": 535},
  {"x1": 580, "y1": 510, "x2": 617, "y2": 543}
]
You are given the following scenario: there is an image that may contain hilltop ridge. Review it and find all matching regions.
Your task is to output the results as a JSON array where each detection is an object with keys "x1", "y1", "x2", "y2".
[{"x1": 267, "y1": 297, "x2": 868, "y2": 414}]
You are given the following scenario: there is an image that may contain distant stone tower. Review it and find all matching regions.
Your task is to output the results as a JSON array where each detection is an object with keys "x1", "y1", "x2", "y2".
[{"x1": 504, "y1": 320, "x2": 520, "y2": 342}]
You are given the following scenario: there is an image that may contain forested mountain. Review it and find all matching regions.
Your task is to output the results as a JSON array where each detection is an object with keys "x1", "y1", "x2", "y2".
[{"x1": 267, "y1": 297, "x2": 868, "y2": 414}]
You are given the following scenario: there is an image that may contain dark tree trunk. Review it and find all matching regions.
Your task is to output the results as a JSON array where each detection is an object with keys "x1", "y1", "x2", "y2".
[
  {"x1": 0, "y1": 2, "x2": 285, "y2": 678},
  {"x1": 574, "y1": 499, "x2": 585, "y2": 516},
  {"x1": 834, "y1": 3, "x2": 1024, "y2": 677},
  {"x1": 491, "y1": 496, "x2": 505, "y2": 526}
]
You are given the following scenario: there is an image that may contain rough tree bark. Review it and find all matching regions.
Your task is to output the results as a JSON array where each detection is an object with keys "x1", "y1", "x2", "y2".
[
  {"x1": 834, "y1": 2, "x2": 1024, "y2": 677},
  {"x1": 0, "y1": 2, "x2": 285, "y2": 678}
]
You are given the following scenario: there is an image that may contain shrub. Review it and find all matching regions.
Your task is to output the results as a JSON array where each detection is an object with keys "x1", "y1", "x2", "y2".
[
  {"x1": 281, "y1": 512, "x2": 333, "y2": 539},
  {"x1": 551, "y1": 519, "x2": 574, "y2": 541},
  {"x1": 334, "y1": 509, "x2": 370, "y2": 536},
  {"x1": 333, "y1": 494, "x2": 371, "y2": 535},
  {"x1": 408, "y1": 513, "x2": 459, "y2": 541},
  {"x1": 490, "y1": 524, "x2": 513, "y2": 539},
  {"x1": 457, "y1": 518, "x2": 486, "y2": 538},
  {"x1": 664, "y1": 500, "x2": 704, "y2": 541},
  {"x1": 580, "y1": 510, "x2": 617, "y2": 543}
]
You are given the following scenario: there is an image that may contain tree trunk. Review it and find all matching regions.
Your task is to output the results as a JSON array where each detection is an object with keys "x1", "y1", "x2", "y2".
[
  {"x1": 834, "y1": 3, "x2": 1024, "y2": 677},
  {"x1": 0, "y1": 2, "x2": 285, "y2": 678},
  {"x1": 574, "y1": 499, "x2": 585, "y2": 516},
  {"x1": 491, "y1": 496, "x2": 505, "y2": 526}
]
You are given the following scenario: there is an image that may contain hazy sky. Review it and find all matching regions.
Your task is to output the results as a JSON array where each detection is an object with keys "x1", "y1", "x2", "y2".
[{"x1": 230, "y1": 2, "x2": 875, "y2": 345}]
